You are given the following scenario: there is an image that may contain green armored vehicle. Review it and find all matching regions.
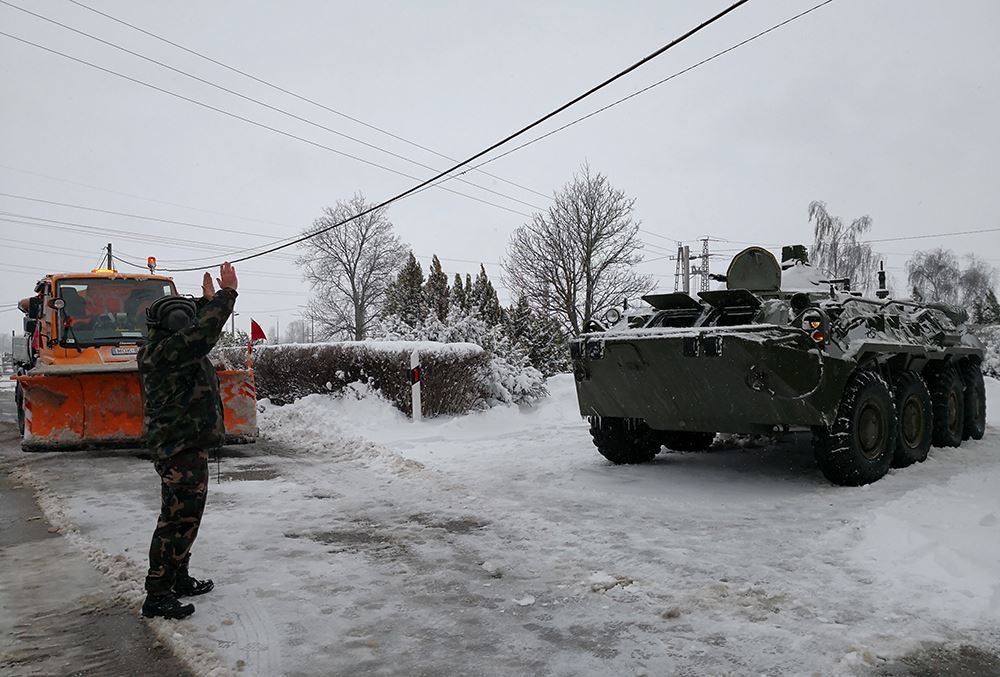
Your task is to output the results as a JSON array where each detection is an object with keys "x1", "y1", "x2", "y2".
[{"x1": 571, "y1": 246, "x2": 987, "y2": 486}]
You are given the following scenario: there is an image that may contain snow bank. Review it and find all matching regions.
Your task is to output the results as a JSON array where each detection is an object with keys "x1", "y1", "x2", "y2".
[
  {"x1": 849, "y1": 378, "x2": 1000, "y2": 626},
  {"x1": 257, "y1": 384, "x2": 426, "y2": 476}
]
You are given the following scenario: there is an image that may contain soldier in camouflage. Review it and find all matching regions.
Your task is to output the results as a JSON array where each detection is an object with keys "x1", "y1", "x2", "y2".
[{"x1": 138, "y1": 262, "x2": 238, "y2": 620}]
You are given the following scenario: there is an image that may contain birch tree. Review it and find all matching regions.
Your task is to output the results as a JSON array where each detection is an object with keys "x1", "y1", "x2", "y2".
[{"x1": 808, "y1": 201, "x2": 879, "y2": 291}]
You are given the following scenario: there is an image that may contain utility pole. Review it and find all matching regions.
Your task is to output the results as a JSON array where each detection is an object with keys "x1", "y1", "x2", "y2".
[
  {"x1": 673, "y1": 244, "x2": 692, "y2": 293},
  {"x1": 105, "y1": 242, "x2": 114, "y2": 270},
  {"x1": 688, "y1": 237, "x2": 712, "y2": 292}
]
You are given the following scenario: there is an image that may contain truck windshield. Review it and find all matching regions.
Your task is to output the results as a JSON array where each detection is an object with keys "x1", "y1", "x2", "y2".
[{"x1": 56, "y1": 278, "x2": 176, "y2": 347}]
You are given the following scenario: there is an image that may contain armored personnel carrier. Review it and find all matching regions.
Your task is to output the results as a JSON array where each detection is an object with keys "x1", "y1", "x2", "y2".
[{"x1": 571, "y1": 246, "x2": 987, "y2": 486}]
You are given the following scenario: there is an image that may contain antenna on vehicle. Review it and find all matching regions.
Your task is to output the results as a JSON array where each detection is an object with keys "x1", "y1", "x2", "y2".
[{"x1": 876, "y1": 261, "x2": 889, "y2": 299}]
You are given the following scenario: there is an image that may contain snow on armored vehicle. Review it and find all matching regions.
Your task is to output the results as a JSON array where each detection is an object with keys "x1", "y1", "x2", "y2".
[{"x1": 570, "y1": 246, "x2": 987, "y2": 486}]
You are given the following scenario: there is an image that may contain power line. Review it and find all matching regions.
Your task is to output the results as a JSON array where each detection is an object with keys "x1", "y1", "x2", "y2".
[
  {"x1": 0, "y1": 30, "x2": 534, "y2": 221},
  {"x1": 430, "y1": 0, "x2": 835, "y2": 185},
  {"x1": 0, "y1": 212, "x2": 297, "y2": 260},
  {"x1": 0, "y1": 0, "x2": 550, "y2": 215},
  {"x1": 0, "y1": 191, "x2": 294, "y2": 241},
  {"x1": 0, "y1": 163, "x2": 308, "y2": 231},
  {"x1": 66, "y1": 0, "x2": 554, "y2": 203},
  {"x1": 151, "y1": 0, "x2": 754, "y2": 270},
  {"x1": 862, "y1": 227, "x2": 1000, "y2": 245},
  {"x1": 2, "y1": 1, "x2": 758, "y2": 272}
]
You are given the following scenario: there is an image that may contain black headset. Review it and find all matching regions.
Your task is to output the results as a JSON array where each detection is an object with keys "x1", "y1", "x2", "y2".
[{"x1": 146, "y1": 296, "x2": 197, "y2": 332}]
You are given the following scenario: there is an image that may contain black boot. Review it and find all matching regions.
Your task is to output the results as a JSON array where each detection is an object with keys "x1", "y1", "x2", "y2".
[
  {"x1": 173, "y1": 573, "x2": 214, "y2": 597},
  {"x1": 141, "y1": 592, "x2": 195, "y2": 619}
]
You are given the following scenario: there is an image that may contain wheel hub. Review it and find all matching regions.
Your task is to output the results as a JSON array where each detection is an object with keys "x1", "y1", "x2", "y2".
[
  {"x1": 901, "y1": 395, "x2": 924, "y2": 449},
  {"x1": 947, "y1": 390, "x2": 960, "y2": 433},
  {"x1": 859, "y1": 402, "x2": 886, "y2": 460}
]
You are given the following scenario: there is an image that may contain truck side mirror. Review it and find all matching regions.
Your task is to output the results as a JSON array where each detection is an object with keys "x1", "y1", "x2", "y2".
[
  {"x1": 23, "y1": 317, "x2": 38, "y2": 334},
  {"x1": 28, "y1": 296, "x2": 43, "y2": 319}
]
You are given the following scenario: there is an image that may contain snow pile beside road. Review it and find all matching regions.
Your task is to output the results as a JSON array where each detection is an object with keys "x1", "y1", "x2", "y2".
[{"x1": 257, "y1": 383, "x2": 425, "y2": 476}]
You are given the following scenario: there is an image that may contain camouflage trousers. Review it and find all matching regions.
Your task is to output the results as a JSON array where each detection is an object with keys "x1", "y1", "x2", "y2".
[{"x1": 145, "y1": 449, "x2": 209, "y2": 594}]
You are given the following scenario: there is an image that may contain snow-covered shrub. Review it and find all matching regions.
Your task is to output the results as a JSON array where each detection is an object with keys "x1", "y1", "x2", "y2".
[
  {"x1": 371, "y1": 311, "x2": 548, "y2": 406},
  {"x1": 214, "y1": 341, "x2": 490, "y2": 416},
  {"x1": 977, "y1": 324, "x2": 1000, "y2": 378}
]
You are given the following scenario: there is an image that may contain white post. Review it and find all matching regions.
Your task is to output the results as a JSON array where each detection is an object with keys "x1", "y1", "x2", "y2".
[{"x1": 410, "y1": 350, "x2": 422, "y2": 422}]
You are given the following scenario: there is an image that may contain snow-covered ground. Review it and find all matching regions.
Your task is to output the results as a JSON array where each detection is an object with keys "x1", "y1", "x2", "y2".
[{"x1": 4, "y1": 376, "x2": 1000, "y2": 676}]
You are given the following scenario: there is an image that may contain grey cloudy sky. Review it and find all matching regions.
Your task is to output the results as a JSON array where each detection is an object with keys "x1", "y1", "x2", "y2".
[{"x1": 2, "y1": 0, "x2": 999, "y2": 341}]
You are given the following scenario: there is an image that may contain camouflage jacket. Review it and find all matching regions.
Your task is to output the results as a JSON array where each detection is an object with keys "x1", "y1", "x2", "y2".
[{"x1": 138, "y1": 289, "x2": 237, "y2": 460}]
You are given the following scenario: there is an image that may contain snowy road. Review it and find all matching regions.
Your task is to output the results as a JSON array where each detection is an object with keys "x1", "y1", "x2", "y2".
[{"x1": 2, "y1": 375, "x2": 1000, "y2": 676}]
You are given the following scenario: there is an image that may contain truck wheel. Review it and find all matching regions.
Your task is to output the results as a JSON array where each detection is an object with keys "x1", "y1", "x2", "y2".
[
  {"x1": 891, "y1": 371, "x2": 932, "y2": 468},
  {"x1": 929, "y1": 365, "x2": 965, "y2": 448},
  {"x1": 15, "y1": 382, "x2": 25, "y2": 437},
  {"x1": 813, "y1": 370, "x2": 896, "y2": 486},
  {"x1": 959, "y1": 361, "x2": 986, "y2": 441},
  {"x1": 661, "y1": 431, "x2": 716, "y2": 451},
  {"x1": 588, "y1": 417, "x2": 660, "y2": 464}
]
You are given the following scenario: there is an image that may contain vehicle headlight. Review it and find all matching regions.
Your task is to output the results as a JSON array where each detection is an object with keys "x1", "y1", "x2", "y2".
[{"x1": 604, "y1": 308, "x2": 622, "y2": 325}]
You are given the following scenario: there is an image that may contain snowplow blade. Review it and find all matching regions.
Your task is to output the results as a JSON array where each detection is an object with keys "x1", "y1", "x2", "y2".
[{"x1": 16, "y1": 368, "x2": 258, "y2": 451}]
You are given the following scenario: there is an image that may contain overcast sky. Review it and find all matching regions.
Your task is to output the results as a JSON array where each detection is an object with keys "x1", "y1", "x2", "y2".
[{"x1": 2, "y1": 0, "x2": 999, "y2": 341}]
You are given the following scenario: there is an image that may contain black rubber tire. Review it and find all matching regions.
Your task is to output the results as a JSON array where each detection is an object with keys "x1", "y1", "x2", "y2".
[
  {"x1": 15, "y1": 381, "x2": 25, "y2": 438},
  {"x1": 589, "y1": 417, "x2": 660, "y2": 464},
  {"x1": 929, "y1": 365, "x2": 965, "y2": 448},
  {"x1": 891, "y1": 370, "x2": 933, "y2": 468},
  {"x1": 959, "y1": 361, "x2": 986, "y2": 441},
  {"x1": 813, "y1": 370, "x2": 896, "y2": 486},
  {"x1": 661, "y1": 430, "x2": 716, "y2": 451}
]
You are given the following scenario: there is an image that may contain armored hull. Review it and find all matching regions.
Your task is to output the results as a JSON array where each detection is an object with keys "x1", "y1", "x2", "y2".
[{"x1": 571, "y1": 246, "x2": 987, "y2": 486}]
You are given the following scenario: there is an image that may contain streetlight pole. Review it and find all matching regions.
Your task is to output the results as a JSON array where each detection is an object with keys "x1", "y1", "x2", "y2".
[
  {"x1": 230, "y1": 311, "x2": 240, "y2": 338},
  {"x1": 270, "y1": 315, "x2": 280, "y2": 344}
]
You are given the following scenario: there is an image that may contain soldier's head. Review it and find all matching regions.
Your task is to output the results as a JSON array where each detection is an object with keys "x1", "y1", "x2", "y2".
[{"x1": 146, "y1": 295, "x2": 197, "y2": 334}]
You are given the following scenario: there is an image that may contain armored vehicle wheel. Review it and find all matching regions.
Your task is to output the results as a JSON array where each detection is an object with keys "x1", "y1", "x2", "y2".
[
  {"x1": 959, "y1": 361, "x2": 986, "y2": 441},
  {"x1": 15, "y1": 382, "x2": 25, "y2": 437},
  {"x1": 813, "y1": 371, "x2": 896, "y2": 486},
  {"x1": 589, "y1": 417, "x2": 660, "y2": 464},
  {"x1": 929, "y1": 365, "x2": 965, "y2": 448},
  {"x1": 661, "y1": 431, "x2": 716, "y2": 451},
  {"x1": 891, "y1": 371, "x2": 932, "y2": 468}
]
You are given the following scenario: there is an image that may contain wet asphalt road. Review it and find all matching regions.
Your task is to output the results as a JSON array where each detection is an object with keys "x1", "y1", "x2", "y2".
[
  {"x1": 0, "y1": 423, "x2": 193, "y2": 677},
  {"x1": 0, "y1": 379, "x2": 16, "y2": 424}
]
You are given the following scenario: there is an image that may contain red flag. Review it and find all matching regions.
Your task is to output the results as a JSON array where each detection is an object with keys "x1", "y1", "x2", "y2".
[{"x1": 250, "y1": 319, "x2": 266, "y2": 342}]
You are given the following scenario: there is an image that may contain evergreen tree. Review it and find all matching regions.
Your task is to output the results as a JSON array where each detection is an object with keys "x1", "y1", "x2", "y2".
[
  {"x1": 450, "y1": 273, "x2": 467, "y2": 316},
  {"x1": 383, "y1": 252, "x2": 427, "y2": 327},
  {"x1": 464, "y1": 274, "x2": 473, "y2": 313},
  {"x1": 975, "y1": 288, "x2": 1000, "y2": 324},
  {"x1": 424, "y1": 255, "x2": 450, "y2": 322},
  {"x1": 470, "y1": 265, "x2": 502, "y2": 326}
]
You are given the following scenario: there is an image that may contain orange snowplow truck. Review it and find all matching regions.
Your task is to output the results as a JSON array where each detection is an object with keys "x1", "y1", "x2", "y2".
[{"x1": 12, "y1": 269, "x2": 257, "y2": 451}]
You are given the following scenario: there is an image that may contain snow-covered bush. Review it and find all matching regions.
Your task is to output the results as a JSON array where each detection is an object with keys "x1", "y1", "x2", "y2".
[
  {"x1": 371, "y1": 311, "x2": 548, "y2": 406},
  {"x1": 214, "y1": 341, "x2": 490, "y2": 416},
  {"x1": 977, "y1": 324, "x2": 1000, "y2": 379}
]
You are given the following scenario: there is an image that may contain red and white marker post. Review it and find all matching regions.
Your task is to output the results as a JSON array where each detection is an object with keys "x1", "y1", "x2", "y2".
[{"x1": 410, "y1": 349, "x2": 422, "y2": 422}]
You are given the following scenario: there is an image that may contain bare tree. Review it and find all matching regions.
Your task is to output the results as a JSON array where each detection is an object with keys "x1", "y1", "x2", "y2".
[
  {"x1": 906, "y1": 248, "x2": 960, "y2": 304},
  {"x1": 297, "y1": 193, "x2": 407, "y2": 340},
  {"x1": 808, "y1": 201, "x2": 879, "y2": 291},
  {"x1": 502, "y1": 164, "x2": 653, "y2": 335},
  {"x1": 283, "y1": 319, "x2": 309, "y2": 344}
]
